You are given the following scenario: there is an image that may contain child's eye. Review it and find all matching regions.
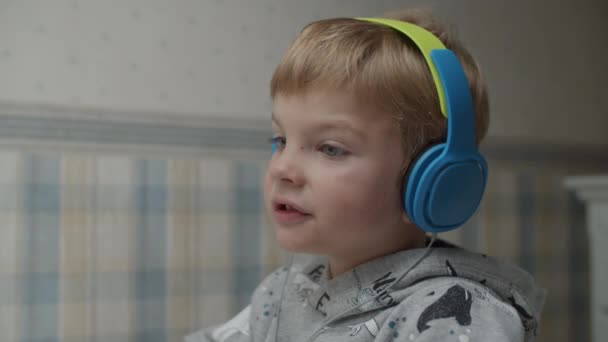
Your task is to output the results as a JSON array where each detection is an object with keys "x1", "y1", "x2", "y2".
[
  {"x1": 270, "y1": 136, "x2": 286, "y2": 150},
  {"x1": 320, "y1": 144, "x2": 348, "y2": 157}
]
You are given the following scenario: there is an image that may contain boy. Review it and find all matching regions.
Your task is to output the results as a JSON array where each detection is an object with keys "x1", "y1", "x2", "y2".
[{"x1": 187, "y1": 8, "x2": 545, "y2": 342}]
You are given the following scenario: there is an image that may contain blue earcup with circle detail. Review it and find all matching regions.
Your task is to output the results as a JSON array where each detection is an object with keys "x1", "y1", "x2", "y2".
[
  {"x1": 404, "y1": 143, "x2": 487, "y2": 232},
  {"x1": 403, "y1": 49, "x2": 488, "y2": 233}
]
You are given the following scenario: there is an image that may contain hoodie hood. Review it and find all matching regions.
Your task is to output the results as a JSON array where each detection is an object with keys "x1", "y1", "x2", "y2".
[
  {"x1": 185, "y1": 239, "x2": 546, "y2": 342},
  {"x1": 290, "y1": 239, "x2": 545, "y2": 339}
]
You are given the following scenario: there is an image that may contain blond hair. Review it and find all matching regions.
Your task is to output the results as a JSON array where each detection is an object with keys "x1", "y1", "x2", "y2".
[{"x1": 270, "y1": 8, "x2": 489, "y2": 166}]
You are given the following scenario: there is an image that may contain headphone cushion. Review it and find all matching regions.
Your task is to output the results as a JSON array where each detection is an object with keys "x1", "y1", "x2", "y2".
[
  {"x1": 404, "y1": 144, "x2": 445, "y2": 222},
  {"x1": 405, "y1": 143, "x2": 487, "y2": 232}
]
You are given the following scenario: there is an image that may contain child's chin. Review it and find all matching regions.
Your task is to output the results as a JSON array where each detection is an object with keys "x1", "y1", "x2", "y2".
[{"x1": 274, "y1": 231, "x2": 319, "y2": 254}]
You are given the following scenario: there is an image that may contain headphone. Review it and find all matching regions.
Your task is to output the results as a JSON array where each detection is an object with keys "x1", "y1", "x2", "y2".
[{"x1": 272, "y1": 18, "x2": 488, "y2": 233}]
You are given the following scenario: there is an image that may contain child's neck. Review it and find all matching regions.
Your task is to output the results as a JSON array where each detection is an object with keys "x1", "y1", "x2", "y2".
[{"x1": 327, "y1": 233, "x2": 426, "y2": 279}]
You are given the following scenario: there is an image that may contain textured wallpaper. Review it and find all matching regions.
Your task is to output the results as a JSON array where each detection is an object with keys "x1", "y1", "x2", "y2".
[
  {"x1": 2, "y1": 0, "x2": 607, "y2": 145},
  {"x1": 0, "y1": 0, "x2": 407, "y2": 117}
]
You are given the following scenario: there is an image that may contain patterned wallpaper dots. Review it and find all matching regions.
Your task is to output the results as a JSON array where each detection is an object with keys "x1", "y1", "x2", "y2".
[
  {"x1": 35, "y1": 81, "x2": 45, "y2": 92},
  {"x1": 0, "y1": 1, "x2": 605, "y2": 154},
  {"x1": 1, "y1": 0, "x2": 355, "y2": 116},
  {"x1": 131, "y1": 9, "x2": 141, "y2": 20},
  {"x1": 5, "y1": 0, "x2": 604, "y2": 151},
  {"x1": 35, "y1": 24, "x2": 46, "y2": 34}
]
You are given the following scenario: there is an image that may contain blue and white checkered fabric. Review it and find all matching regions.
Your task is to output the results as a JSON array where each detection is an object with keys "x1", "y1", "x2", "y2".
[
  {"x1": 0, "y1": 148, "x2": 597, "y2": 342},
  {"x1": 0, "y1": 151, "x2": 283, "y2": 342}
]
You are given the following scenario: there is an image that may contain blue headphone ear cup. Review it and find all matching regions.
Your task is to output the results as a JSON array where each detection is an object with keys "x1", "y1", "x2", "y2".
[
  {"x1": 404, "y1": 143, "x2": 487, "y2": 233},
  {"x1": 404, "y1": 143, "x2": 445, "y2": 224},
  {"x1": 425, "y1": 155, "x2": 486, "y2": 229}
]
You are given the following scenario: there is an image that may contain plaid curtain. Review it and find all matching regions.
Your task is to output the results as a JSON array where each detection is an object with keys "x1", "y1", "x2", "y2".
[
  {"x1": 0, "y1": 147, "x2": 602, "y2": 342},
  {"x1": 450, "y1": 157, "x2": 596, "y2": 342},
  {"x1": 0, "y1": 151, "x2": 282, "y2": 342}
]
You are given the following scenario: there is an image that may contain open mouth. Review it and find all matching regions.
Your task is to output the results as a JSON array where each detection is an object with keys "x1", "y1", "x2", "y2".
[
  {"x1": 276, "y1": 203, "x2": 302, "y2": 213},
  {"x1": 272, "y1": 200, "x2": 311, "y2": 224}
]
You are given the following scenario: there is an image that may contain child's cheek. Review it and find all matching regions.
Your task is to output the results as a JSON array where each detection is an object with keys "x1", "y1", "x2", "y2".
[{"x1": 326, "y1": 167, "x2": 393, "y2": 215}]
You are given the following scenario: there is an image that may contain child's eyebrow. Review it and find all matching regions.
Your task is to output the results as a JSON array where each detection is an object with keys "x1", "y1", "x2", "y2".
[
  {"x1": 272, "y1": 112, "x2": 366, "y2": 140},
  {"x1": 313, "y1": 119, "x2": 367, "y2": 140}
]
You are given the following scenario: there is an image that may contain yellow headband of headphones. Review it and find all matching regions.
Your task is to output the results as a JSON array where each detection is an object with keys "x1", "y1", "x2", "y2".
[{"x1": 356, "y1": 17, "x2": 449, "y2": 118}]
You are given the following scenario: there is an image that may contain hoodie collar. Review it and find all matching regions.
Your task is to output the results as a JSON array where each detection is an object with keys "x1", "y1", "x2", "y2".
[
  {"x1": 302, "y1": 247, "x2": 431, "y2": 318},
  {"x1": 296, "y1": 239, "x2": 544, "y2": 332}
]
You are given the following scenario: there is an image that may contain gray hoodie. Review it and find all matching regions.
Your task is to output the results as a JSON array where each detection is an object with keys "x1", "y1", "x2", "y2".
[{"x1": 186, "y1": 239, "x2": 545, "y2": 342}]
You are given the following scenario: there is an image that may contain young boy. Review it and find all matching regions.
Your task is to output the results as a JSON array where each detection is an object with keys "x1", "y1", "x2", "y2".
[{"x1": 187, "y1": 9, "x2": 545, "y2": 342}]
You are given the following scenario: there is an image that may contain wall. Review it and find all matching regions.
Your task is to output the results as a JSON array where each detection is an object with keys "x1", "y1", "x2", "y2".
[
  {"x1": 419, "y1": 0, "x2": 608, "y2": 146},
  {"x1": 0, "y1": 0, "x2": 606, "y2": 147},
  {"x1": 0, "y1": 0, "x2": 399, "y2": 116}
]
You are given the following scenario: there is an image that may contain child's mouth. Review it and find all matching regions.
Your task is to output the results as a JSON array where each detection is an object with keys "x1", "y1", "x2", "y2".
[{"x1": 273, "y1": 202, "x2": 311, "y2": 225}]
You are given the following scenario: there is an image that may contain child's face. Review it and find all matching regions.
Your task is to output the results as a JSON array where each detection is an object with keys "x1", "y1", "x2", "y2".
[{"x1": 265, "y1": 88, "x2": 417, "y2": 264}]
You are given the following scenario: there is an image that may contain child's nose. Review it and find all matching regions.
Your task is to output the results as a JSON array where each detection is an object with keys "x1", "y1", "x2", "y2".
[{"x1": 269, "y1": 146, "x2": 305, "y2": 186}]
